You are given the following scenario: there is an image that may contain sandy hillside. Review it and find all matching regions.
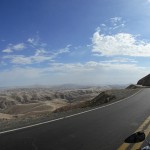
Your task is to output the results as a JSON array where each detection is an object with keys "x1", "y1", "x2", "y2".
[
  {"x1": 0, "y1": 86, "x2": 128, "y2": 120},
  {"x1": 1, "y1": 99, "x2": 68, "y2": 118},
  {"x1": 0, "y1": 113, "x2": 14, "y2": 120}
]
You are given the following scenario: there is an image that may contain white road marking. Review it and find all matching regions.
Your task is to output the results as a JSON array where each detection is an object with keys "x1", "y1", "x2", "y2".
[{"x1": 0, "y1": 89, "x2": 143, "y2": 135}]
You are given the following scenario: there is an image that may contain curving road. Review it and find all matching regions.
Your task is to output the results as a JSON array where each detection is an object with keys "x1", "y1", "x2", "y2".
[{"x1": 0, "y1": 89, "x2": 150, "y2": 150}]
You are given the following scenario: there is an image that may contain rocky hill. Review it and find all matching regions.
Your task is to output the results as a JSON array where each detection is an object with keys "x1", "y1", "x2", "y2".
[
  {"x1": 137, "y1": 74, "x2": 150, "y2": 86},
  {"x1": 0, "y1": 87, "x2": 105, "y2": 110}
]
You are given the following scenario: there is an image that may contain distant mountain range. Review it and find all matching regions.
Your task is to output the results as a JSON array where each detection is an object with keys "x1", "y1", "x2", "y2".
[{"x1": 0, "y1": 83, "x2": 128, "y2": 90}]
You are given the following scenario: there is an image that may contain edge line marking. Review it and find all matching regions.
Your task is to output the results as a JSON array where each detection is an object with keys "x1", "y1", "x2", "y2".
[{"x1": 0, "y1": 89, "x2": 143, "y2": 135}]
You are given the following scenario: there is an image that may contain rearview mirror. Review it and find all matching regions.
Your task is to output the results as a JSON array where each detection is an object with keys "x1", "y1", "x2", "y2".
[{"x1": 124, "y1": 131, "x2": 145, "y2": 143}]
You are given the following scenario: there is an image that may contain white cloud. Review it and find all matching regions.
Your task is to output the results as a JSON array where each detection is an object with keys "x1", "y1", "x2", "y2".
[
  {"x1": 0, "y1": 61, "x2": 148, "y2": 86},
  {"x1": 59, "y1": 44, "x2": 71, "y2": 53},
  {"x1": 99, "y1": 17, "x2": 126, "y2": 34},
  {"x1": 11, "y1": 55, "x2": 34, "y2": 64},
  {"x1": 101, "y1": 24, "x2": 106, "y2": 27},
  {"x1": 92, "y1": 30, "x2": 150, "y2": 56},
  {"x1": 110, "y1": 17, "x2": 122, "y2": 23},
  {"x1": 27, "y1": 38, "x2": 39, "y2": 47},
  {"x1": 3, "y1": 45, "x2": 71, "y2": 65},
  {"x1": 3, "y1": 55, "x2": 53, "y2": 65},
  {"x1": 27, "y1": 38, "x2": 35, "y2": 44},
  {"x1": 2, "y1": 43, "x2": 25, "y2": 53},
  {"x1": 99, "y1": 58, "x2": 137, "y2": 63},
  {"x1": 12, "y1": 43, "x2": 25, "y2": 51},
  {"x1": 2, "y1": 48, "x2": 13, "y2": 53},
  {"x1": 27, "y1": 36, "x2": 46, "y2": 47},
  {"x1": 52, "y1": 45, "x2": 70, "y2": 57},
  {"x1": 35, "y1": 49, "x2": 47, "y2": 56},
  {"x1": 0, "y1": 67, "x2": 45, "y2": 86},
  {"x1": 36, "y1": 62, "x2": 150, "y2": 85}
]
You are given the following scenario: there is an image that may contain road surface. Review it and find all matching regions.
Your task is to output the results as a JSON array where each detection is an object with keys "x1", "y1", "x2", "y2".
[{"x1": 0, "y1": 89, "x2": 150, "y2": 150}]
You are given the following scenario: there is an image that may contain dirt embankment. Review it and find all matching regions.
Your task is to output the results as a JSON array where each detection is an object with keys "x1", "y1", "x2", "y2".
[{"x1": 54, "y1": 89, "x2": 140, "y2": 113}]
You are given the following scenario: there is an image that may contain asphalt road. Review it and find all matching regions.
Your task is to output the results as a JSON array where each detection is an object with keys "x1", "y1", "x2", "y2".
[{"x1": 0, "y1": 89, "x2": 150, "y2": 150}]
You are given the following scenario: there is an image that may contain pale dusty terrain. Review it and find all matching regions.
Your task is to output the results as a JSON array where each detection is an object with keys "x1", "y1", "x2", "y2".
[
  {"x1": 0, "y1": 87, "x2": 105, "y2": 120},
  {"x1": 0, "y1": 113, "x2": 13, "y2": 120},
  {"x1": 0, "y1": 86, "x2": 140, "y2": 131},
  {"x1": 1, "y1": 99, "x2": 68, "y2": 119}
]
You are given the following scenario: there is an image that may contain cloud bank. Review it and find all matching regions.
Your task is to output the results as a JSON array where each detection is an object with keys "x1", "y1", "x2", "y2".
[
  {"x1": 92, "y1": 30, "x2": 150, "y2": 57},
  {"x1": 0, "y1": 61, "x2": 148, "y2": 86}
]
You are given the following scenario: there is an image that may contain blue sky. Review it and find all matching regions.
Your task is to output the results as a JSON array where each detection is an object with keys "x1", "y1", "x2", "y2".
[{"x1": 0, "y1": 0, "x2": 150, "y2": 87}]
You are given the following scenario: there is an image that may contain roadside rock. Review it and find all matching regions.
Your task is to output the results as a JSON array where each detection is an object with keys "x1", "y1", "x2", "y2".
[
  {"x1": 137, "y1": 74, "x2": 150, "y2": 86},
  {"x1": 54, "y1": 91, "x2": 116, "y2": 112},
  {"x1": 126, "y1": 84, "x2": 144, "y2": 89},
  {"x1": 88, "y1": 91, "x2": 116, "y2": 107}
]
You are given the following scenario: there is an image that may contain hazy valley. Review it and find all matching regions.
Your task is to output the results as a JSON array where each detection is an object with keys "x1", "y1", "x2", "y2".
[
  {"x1": 0, "y1": 85, "x2": 110, "y2": 120},
  {"x1": 0, "y1": 84, "x2": 141, "y2": 131}
]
